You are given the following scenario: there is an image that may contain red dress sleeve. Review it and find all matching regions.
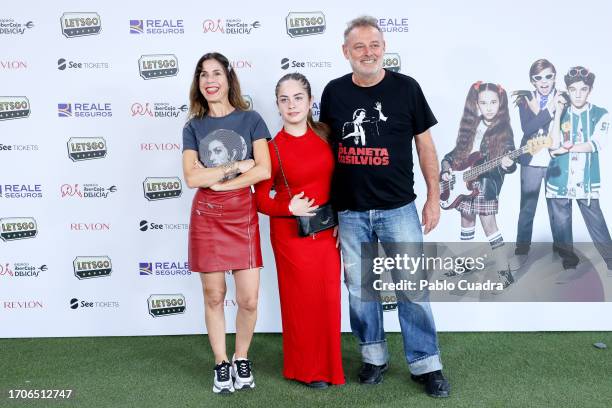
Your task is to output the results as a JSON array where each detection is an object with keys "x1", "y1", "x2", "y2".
[{"x1": 254, "y1": 141, "x2": 293, "y2": 216}]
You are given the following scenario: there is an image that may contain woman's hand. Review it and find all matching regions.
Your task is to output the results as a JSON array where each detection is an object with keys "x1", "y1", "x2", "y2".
[
  {"x1": 237, "y1": 159, "x2": 255, "y2": 173},
  {"x1": 333, "y1": 226, "x2": 340, "y2": 248},
  {"x1": 289, "y1": 191, "x2": 319, "y2": 216}
]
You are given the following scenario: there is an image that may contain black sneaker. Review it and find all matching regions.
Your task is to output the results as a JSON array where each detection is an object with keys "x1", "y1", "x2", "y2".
[
  {"x1": 231, "y1": 355, "x2": 255, "y2": 390},
  {"x1": 213, "y1": 361, "x2": 234, "y2": 394},
  {"x1": 411, "y1": 370, "x2": 450, "y2": 398},
  {"x1": 497, "y1": 268, "x2": 515, "y2": 289},
  {"x1": 305, "y1": 381, "x2": 329, "y2": 389},
  {"x1": 358, "y1": 362, "x2": 389, "y2": 385}
]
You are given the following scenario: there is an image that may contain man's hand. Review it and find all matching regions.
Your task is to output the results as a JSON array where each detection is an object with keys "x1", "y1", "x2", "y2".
[{"x1": 422, "y1": 199, "x2": 440, "y2": 235}]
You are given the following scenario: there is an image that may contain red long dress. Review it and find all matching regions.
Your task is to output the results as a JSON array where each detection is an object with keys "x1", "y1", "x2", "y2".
[{"x1": 255, "y1": 127, "x2": 345, "y2": 385}]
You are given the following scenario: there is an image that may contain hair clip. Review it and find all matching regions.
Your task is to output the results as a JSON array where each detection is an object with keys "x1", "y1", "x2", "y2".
[{"x1": 473, "y1": 81, "x2": 482, "y2": 90}]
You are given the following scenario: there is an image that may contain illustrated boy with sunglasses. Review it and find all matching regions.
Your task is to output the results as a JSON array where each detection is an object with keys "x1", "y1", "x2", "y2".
[
  {"x1": 546, "y1": 66, "x2": 612, "y2": 281},
  {"x1": 510, "y1": 59, "x2": 565, "y2": 269}
]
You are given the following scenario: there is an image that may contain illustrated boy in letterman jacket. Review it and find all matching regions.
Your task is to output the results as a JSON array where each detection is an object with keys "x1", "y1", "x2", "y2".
[{"x1": 546, "y1": 66, "x2": 612, "y2": 274}]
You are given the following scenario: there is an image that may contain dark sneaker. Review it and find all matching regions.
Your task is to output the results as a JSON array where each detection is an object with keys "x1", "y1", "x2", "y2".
[
  {"x1": 231, "y1": 355, "x2": 255, "y2": 390},
  {"x1": 411, "y1": 370, "x2": 450, "y2": 398},
  {"x1": 497, "y1": 268, "x2": 515, "y2": 288},
  {"x1": 305, "y1": 381, "x2": 329, "y2": 389},
  {"x1": 358, "y1": 362, "x2": 388, "y2": 385},
  {"x1": 213, "y1": 361, "x2": 234, "y2": 394}
]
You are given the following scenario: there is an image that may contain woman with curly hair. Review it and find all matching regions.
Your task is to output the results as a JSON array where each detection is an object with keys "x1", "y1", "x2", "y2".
[{"x1": 441, "y1": 82, "x2": 516, "y2": 286}]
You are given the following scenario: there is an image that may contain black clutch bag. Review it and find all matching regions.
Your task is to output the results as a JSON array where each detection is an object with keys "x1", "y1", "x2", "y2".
[{"x1": 271, "y1": 140, "x2": 338, "y2": 237}]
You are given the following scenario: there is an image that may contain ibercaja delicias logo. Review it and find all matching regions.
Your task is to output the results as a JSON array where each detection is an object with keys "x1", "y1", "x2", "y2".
[
  {"x1": 67, "y1": 137, "x2": 107, "y2": 161},
  {"x1": 73, "y1": 256, "x2": 112, "y2": 279},
  {"x1": 143, "y1": 177, "x2": 182, "y2": 201},
  {"x1": 0, "y1": 217, "x2": 38, "y2": 242},
  {"x1": 285, "y1": 12, "x2": 326, "y2": 38},
  {"x1": 148, "y1": 294, "x2": 186, "y2": 317},
  {"x1": 60, "y1": 12, "x2": 102, "y2": 38},
  {"x1": 382, "y1": 53, "x2": 401, "y2": 72},
  {"x1": 138, "y1": 54, "x2": 178, "y2": 79},
  {"x1": 0, "y1": 96, "x2": 30, "y2": 121}
]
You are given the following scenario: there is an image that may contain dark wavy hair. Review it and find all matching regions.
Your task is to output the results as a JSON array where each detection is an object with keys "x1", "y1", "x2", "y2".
[
  {"x1": 275, "y1": 72, "x2": 330, "y2": 143},
  {"x1": 188, "y1": 52, "x2": 248, "y2": 119},
  {"x1": 450, "y1": 82, "x2": 513, "y2": 166}
]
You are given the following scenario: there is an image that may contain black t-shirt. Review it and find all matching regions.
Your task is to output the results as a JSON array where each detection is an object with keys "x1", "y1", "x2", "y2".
[{"x1": 319, "y1": 70, "x2": 437, "y2": 211}]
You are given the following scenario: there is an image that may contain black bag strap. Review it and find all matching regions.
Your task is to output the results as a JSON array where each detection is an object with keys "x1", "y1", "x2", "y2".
[{"x1": 271, "y1": 139, "x2": 293, "y2": 199}]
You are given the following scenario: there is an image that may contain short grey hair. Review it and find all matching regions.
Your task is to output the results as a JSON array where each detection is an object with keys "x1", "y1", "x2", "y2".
[{"x1": 344, "y1": 15, "x2": 382, "y2": 42}]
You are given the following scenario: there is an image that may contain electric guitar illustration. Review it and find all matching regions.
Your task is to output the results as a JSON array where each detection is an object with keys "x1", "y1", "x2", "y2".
[{"x1": 440, "y1": 135, "x2": 551, "y2": 210}]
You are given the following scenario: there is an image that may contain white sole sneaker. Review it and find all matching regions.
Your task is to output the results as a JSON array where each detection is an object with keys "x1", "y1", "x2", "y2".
[
  {"x1": 213, "y1": 361, "x2": 235, "y2": 394},
  {"x1": 232, "y1": 357, "x2": 255, "y2": 390},
  {"x1": 213, "y1": 384, "x2": 235, "y2": 394}
]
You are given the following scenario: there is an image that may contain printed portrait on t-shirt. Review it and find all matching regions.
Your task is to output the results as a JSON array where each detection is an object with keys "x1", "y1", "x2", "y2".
[
  {"x1": 341, "y1": 102, "x2": 388, "y2": 146},
  {"x1": 199, "y1": 129, "x2": 248, "y2": 168}
]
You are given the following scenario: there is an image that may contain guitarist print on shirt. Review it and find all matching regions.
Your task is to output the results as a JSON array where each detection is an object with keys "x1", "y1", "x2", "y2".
[{"x1": 338, "y1": 102, "x2": 390, "y2": 166}]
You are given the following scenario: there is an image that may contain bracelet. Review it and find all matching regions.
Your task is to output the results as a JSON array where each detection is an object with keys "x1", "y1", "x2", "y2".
[{"x1": 220, "y1": 161, "x2": 239, "y2": 181}]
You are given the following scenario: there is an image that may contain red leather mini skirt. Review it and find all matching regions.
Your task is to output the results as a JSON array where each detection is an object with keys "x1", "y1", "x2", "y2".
[{"x1": 189, "y1": 187, "x2": 263, "y2": 273}]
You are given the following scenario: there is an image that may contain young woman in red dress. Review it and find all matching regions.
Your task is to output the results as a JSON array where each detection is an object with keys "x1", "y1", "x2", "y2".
[{"x1": 255, "y1": 73, "x2": 345, "y2": 388}]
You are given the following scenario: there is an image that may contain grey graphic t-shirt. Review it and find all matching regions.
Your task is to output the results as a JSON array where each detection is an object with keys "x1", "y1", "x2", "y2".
[{"x1": 182, "y1": 110, "x2": 271, "y2": 167}]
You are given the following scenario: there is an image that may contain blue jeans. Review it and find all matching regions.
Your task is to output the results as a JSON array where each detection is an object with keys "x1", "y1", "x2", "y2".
[
  {"x1": 549, "y1": 198, "x2": 612, "y2": 269},
  {"x1": 516, "y1": 165, "x2": 555, "y2": 253},
  {"x1": 338, "y1": 201, "x2": 443, "y2": 375}
]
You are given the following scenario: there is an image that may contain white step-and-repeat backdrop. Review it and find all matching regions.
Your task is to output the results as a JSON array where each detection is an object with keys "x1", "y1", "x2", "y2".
[{"x1": 2, "y1": 0, "x2": 612, "y2": 337}]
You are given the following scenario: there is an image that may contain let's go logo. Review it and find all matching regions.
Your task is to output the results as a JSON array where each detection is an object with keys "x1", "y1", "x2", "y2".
[
  {"x1": 61, "y1": 12, "x2": 102, "y2": 38},
  {"x1": 138, "y1": 54, "x2": 178, "y2": 79},
  {"x1": 382, "y1": 53, "x2": 401, "y2": 72},
  {"x1": 67, "y1": 137, "x2": 107, "y2": 161},
  {"x1": 148, "y1": 294, "x2": 186, "y2": 317},
  {"x1": 0, "y1": 217, "x2": 38, "y2": 242},
  {"x1": 143, "y1": 177, "x2": 182, "y2": 201},
  {"x1": 285, "y1": 12, "x2": 325, "y2": 37},
  {"x1": 73, "y1": 256, "x2": 112, "y2": 279},
  {"x1": 0, "y1": 97, "x2": 30, "y2": 121}
]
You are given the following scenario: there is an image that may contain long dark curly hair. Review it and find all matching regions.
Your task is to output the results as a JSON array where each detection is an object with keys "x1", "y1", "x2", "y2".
[{"x1": 449, "y1": 82, "x2": 513, "y2": 166}]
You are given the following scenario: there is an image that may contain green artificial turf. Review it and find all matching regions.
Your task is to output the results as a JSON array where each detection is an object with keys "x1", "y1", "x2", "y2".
[{"x1": 0, "y1": 332, "x2": 610, "y2": 407}]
